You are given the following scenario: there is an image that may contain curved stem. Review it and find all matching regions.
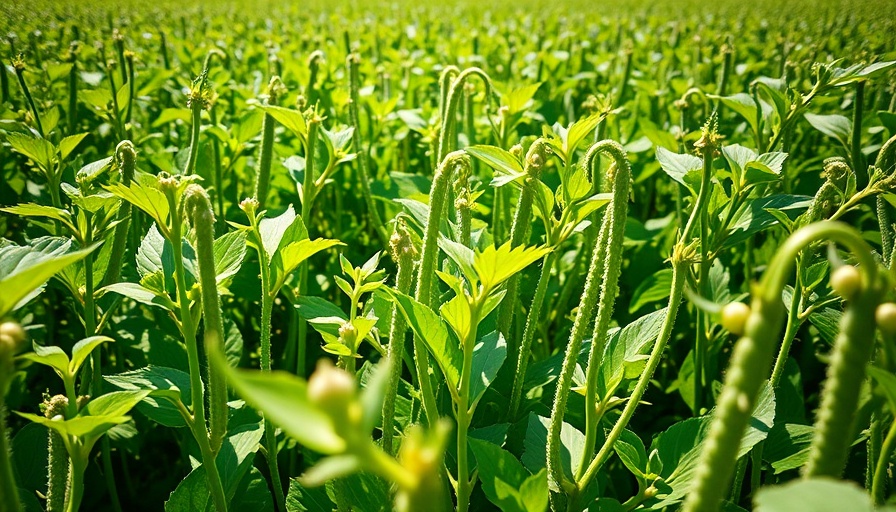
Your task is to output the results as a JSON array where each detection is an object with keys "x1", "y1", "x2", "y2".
[
  {"x1": 579, "y1": 142, "x2": 633, "y2": 477},
  {"x1": 578, "y1": 258, "x2": 686, "y2": 492},
  {"x1": 683, "y1": 221, "x2": 879, "y2": 512},
  {"x1": 413, "y1": 151, "x2": 469, "y2": 426}
]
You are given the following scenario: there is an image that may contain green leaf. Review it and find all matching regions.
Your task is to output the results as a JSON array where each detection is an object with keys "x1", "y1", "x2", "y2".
[
  {"x1": 469, "y1": 331, "x2": 507, "y2": 408},
  {"x1": 257, "y1": 104, "x2": 307, "y2": 138},
  {"x1": 271, "y1": 238, "x2": 344, "y2": 292},
  {"x1": 70, "y1": 336, "x2": 113, "y2": 377},
  {"x1": 503, "y1": 83, "x2": 542, "y2": 114},
  {"x1": 299, "y1": 455, "x2": 362, "y2": 487},
  {"x1": 105, "y1": 178, "x2": 171, "y2": 229},
  {"x1": 598, "y1": 308, "x2": 669, "y2": 396},
  {"x1": 0, "y1": 203, "x2": 73, "y2": 226},
  {"x1": 438, "y1": 237, "x2": 478, "y2": 286},
  {"x1": 655, "y1": 147, "x2": 702, "y2": 194},
  {"x1": 566, "y1": 112, "x2": 604, "y2": 157},
  {"x1": 97, "y1": 282, "x2": 175, "y2": 311},
  {"x1": 257, "y1": 205, "x2": 306, "y2": 258},
  {"x1": 470, "y1": 438, "x2": 531, "y2": 512},
  {"x1": 104, "y1": 366, "x2": 192, "y2": 427},
  {"x1": 0, "y1": 240, "x2": 97, "y2": 316},
  {"x1": 7, "y1": 132, "x2": 55, "y2": 171},
  {"x1": 473, "y1": 242, "x2": 551, "y2": 291},
  {"x1": 708, "y1": 93, "x2": 772, "y2": 136},
  {"x1": 19, "y1": 342, "x2": 70, "y2": 379},
  {"x1": 466, "y1": 145, "x2": 525, "y2": 187},
  {"x1": 359, "y1": 358, "x2": 391, "y2": 433},
  {"x1": 522, "y1": 414, "x2": 585, "y2": 492},
  {"x1": 440, "y1": 294, "x2": 472, "y2": 343},
  {"x1": 614, "y1": 429, "x2": 647, "y2": 478},
  {"x1": 723, "y1": 195, "x2": 812, "y2": 249},
  {"x1": 629, "y1": 269, "x2": 673, "y2": 313},
  {"x1": 219, "y1": 365, "x2": 345, "y2": 454},
  {"x1": 385, "y1": 288, "x2": 462, "y2": 393},
  {"x1": 58, "y1": 133, "x2": 89, "y2": 160},
  {"x1": 754, "y1": 478, "x2": 873, "y2": 512},
  {"x1": 804, "y1": 113, "x2": 852, "y2": 147},
  {"x1": 213, "y1": 230, "x2": 247, "y2": 284}
]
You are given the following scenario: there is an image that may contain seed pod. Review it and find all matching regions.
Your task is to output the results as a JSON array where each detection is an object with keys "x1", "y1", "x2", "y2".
[
  {"x1": 830, "y1": 265, "x2": 861, "y2": 300},
  {"x1": 184, "y1": 184, "x2": 228, "y2": 454},
  {"x1": 721, "y1": 302, "x2": 751, "y2": 335},
  {"x1": 876, "y1": 303, "x2": 896, "y2": 335}
]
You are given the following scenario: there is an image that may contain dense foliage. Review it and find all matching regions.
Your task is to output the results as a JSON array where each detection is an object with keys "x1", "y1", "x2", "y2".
[{"x1": 2, "y1": 1, "x2": 896, "y2": 511}]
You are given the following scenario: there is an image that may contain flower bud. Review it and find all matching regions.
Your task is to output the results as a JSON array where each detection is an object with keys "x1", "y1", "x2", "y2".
[
  {"x1": 720, "y1": 302, "x2": 751, "y2": 336},
  {"x1": 307, "y1": 359, "x2": 357, "y2": 422},
  {"x1": 830, "y1": 265, "x2": 861, "y2": 300},
  {"x1": 876, "y1": 303, "x2": 896, "y2": 336}
]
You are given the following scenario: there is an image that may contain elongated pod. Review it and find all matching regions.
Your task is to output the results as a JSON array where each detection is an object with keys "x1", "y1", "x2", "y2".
[
  {"x1": 547, "y1": 140, "x2": 631, "y2": 493},
  {"x1": 683, "y1": 222, "x2": 879, "y2": 512},
  {"x1": 184, "y1": 185, "x2": 229, "y2": 454}
]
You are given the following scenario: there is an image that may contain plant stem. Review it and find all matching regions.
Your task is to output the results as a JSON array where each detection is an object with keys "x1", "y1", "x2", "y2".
[
  {"x1": 577, "y1": 258, "x2": 686, "y2": 494},
  {"x1": 509, "y1": 251, "x2": 556, "y2": 421},
  {"x1": 63, "y1": 457, "x2": 86, "y2": 512},
  {"x1": 253, "y1": 110, "x2": 275, "y2": 209},
  {"x1": 496, "y1": 141, "x2": 546, "y2": 345},
  {"x1": 347, "y1": 54, "x2": 388, "y2": 244},
  {"x1": 13, "y1": 62, "x2": 43, "y2": 136},
  {"x1": 413, "y1": 151, "x2": 469, "y2": 426},
  {"x1": 167, "y1": 191, "x2": 228, "y2": 512},
  {"x1": 852, "y1": 81, "x2": 866, "y2": 187},
  {"x1": 382, "y1": 225, "x2": 415, "y2": 455},
  {"x1": 0, "y1": 396, "x2": 22, "y2": 512},
  {"x1": 873, "y1": 417, "x2": 896, "y2": 505},
  {"x1": 184, "y1": 99, "x2": 203, "y2": 176}
]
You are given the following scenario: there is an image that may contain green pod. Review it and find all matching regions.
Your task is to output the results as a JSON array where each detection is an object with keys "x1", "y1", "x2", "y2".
[
  {"x1": 253, "y1": 76, "x2": 284, "y2": 210},
  {"x1": 804, "y1": 283, "x2": 882, "y2": 477},
  {"x1": 683, "y1": 222, "x2": 879, "y2": 512},
  {"x1": 547, "y1": 139, "x2": 631, "y2": 494},
  {"x1": 104, "y1": 141, "x2": 137, "y2": 286},
  {"x1": 496, "y1": 139, "x2": 548, "y2": 342},
  {"x1": 44, "y1": 395, "x2": 70, "y2": 512},
  {"x1": 382, "y1": 220, "x2": 417, "y2": 455},
  {"x1": 184, "y1": 185, "x2": 229, "y2": 455}
]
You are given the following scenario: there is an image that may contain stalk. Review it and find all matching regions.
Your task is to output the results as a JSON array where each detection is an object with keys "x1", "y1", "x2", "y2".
[
  {"x1": 547, "y1": 140, "x2": 632, "y2": 495},
  {"x1": 873, "y1": 418, "x2": 896, "y2": 505},
  {"x1": 67, "y1": 42, "x2": 79, "y2": 133},
  {"x1": 803, "y1": 276, "x2": 882, "y2": 477},
  {"x1": 437, "y1": 67, "x2": 492, "y2": 162},
  {"x1": 0, "y1": 56, "x2": 9, "y2": 104},
  {"x1": 44, "y1": 396, "x2": 70, "y2": 512},
  {"x1": 413, "y1": 151, "x2": 471, "y2": 426},
  {"x1": 123, "y1": 51, "x2": 135, "y2": 125},
  {"x1": 455, "y1": 298, "x2": 483, "y2": 512},
  {"x1": 347, "y1": 53, "x2": 388, "y2": 244},
  {"x1": 13, "y1": 56, "x2": 43, "y2": 136},
  {"x1": 851, "y1": 81, "x2": 866, "y2": 187},
  {"x1": 0, "y1": 332, "x2": 23, "y2": 512},
  {"x1": 578, "y1": 142, "x2": 633, "y2": 473},
  {"x1": 293, "y1": 116, "x2": 320, "y2": 378},
  {"x1": 184, "y1": 71, "x2": 210, "y2": 177},
  {"x1": 253, "y1": 76, "x2": 282, "y2": 211},
  {"x1": 508, "y1": 251, "x2": 557, "y2": 420},
  {"x1": 184, "y1": 186, "x2": 229, "y2": 454},
  {"x1": 104, "y1": 141, "x2": 136, "y2": 286},
  {"x1": 161, "y1": 181, "x2": 228, "y2": 512},
  {"x1": 382, "y1": 221, "x2": 416, "y2": 455},
  {"x1": 496, "y1": 140, "x2": 548, "y2": 344},
  {"x1": 683, "y1": 222, "x2": 879, "y2": 512}
]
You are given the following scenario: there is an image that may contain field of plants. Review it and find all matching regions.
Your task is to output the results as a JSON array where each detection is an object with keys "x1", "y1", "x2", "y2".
[{"x1": 1, "y1": 0, "x2": 896, "y2": 510}]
